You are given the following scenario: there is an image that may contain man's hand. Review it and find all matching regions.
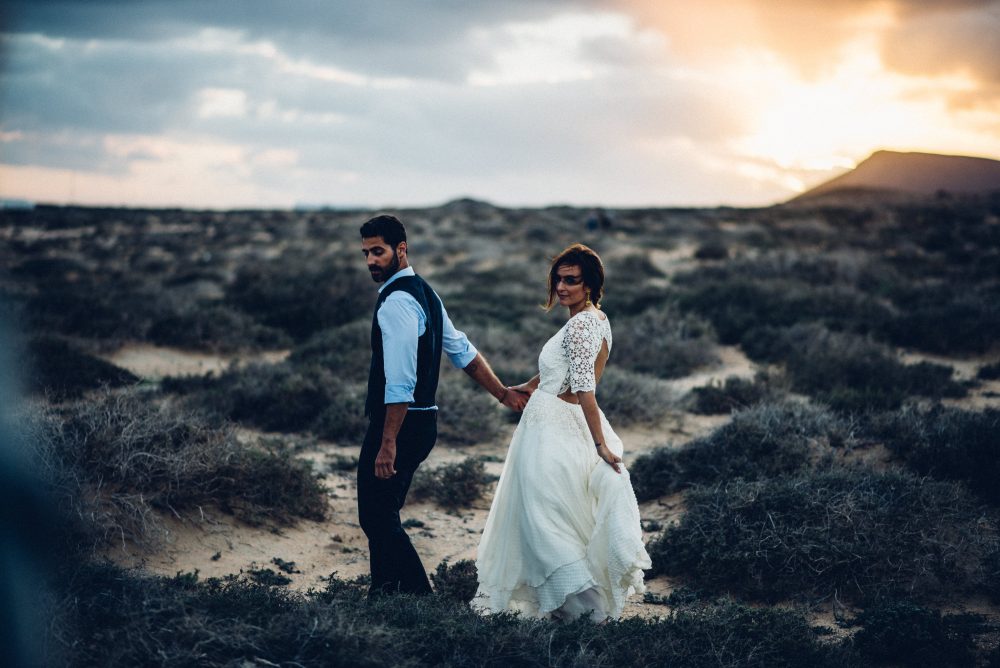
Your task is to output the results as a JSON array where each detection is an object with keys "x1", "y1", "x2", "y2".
[
  {"x1": 501, "y1": 387, "x2": 531, "y2": 412},
  {"x1": 375, "y1": 439, "x2": 398, "y2": 479}
]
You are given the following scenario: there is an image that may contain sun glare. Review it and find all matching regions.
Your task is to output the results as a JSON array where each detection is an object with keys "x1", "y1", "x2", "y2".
[{"x1": 725, "y1": 34, "x2": 994, "y2": 191}]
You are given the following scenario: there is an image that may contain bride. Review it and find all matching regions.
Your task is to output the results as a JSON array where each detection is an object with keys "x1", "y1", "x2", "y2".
[{"x1": 473, "y1": 243, "x2": 651, "y2": 621}]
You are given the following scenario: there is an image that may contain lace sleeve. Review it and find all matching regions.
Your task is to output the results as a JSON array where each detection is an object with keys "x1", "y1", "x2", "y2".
[{"x1": 562, "y1": 314, "x2": 605, "y2": 393}]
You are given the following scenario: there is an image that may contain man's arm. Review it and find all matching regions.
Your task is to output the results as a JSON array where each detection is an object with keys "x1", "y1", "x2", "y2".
[
  {"x1": 375, "y1": 403, "x2": 408, "y2": 479},
  {"x1": 439, "y1": 300, "x2": 528, "y2": 411},
  {"x1": 375, "y1": 294, "x2": 421, "y2": 479},
  {"x1": 463, "y1": 352, "x2": 529, "y2": 411}
]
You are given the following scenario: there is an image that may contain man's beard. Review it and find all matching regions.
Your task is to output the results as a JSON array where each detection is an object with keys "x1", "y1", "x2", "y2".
[{"x1": 369, "y1": 251, "x2": 401, "y2": 283}]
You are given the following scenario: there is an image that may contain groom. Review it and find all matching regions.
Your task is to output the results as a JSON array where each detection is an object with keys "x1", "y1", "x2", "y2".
[{"x1": 358, "y1": 214, "x2": 526, "y2": 596}]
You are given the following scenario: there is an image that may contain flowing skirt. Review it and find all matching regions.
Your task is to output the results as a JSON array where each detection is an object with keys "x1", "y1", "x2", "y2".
[{"x1": 473, "y1": 389, "x2": 651, "y2": 620}]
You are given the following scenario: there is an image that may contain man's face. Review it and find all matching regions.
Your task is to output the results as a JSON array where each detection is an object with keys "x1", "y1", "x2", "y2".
[{"x1": 362, "y1": 236, "x2": 403, "y2": 283}]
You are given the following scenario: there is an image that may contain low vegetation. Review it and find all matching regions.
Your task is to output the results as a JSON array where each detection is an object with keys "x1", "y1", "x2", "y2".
[
  {"x1": 24, "y1": 335, "x2": 138, "y2": 400},
  {"x1": 630, "y1": 402, "x2": 853, "y2": 501},
  {"x1": 27, "y1": 388, "x2": 328, "y2": 552},
  {"x1": 47, "y1": 562, "x2": 860, "y2": 668},
  {"x1": 6, "y1": 199, "x2": 1000, "y2": 666},
  {"x1": 411, "y1": 457, "x2": 495, "y2": 510},
  {"x1": 741, "y1": 324, "x2": 965, "y2": 412},
  {"x1": 612, "y1": 305, "x2": 718, "y2": 379},
  {"x1": 647, "y1": 472, "x2": 999, "y2": 603},
  {"x1": 165, "y1": 361, "x2": 369, "y2": 444},
  {"x1": 688, "y1": 372, "x2": 783, "y2": 414},
  {"x1": 849, "y1": 599, "x2": 987, "y2": 668},
  {"x1": 867, "y1": 405, "x2": 1000, "y2": 505}
]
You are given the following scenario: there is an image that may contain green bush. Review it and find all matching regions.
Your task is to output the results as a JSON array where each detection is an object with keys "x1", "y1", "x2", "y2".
[
  {"x1": 694, "y1": 240, "x2": 729, "y2": 260},
  {"x1": 613, "y1": 305, "x2": 718, "y2": 379},
  {"x1": 688, "y1": 373, "x2": 782, "y2": 414},
  {"x1": 173, "y1": 361, "x2": 369, "y2": 443},
  {"x1": 631, "y1": 402, "x2": 850, "y2": 501},
  {"x1": 676, "y1": 279, "x2": 891, "y2": 346},
  {"x1": 147, "y1": 304, "x2": 292, "y2": 352},
  {"x1": 851, "y1": 600, "x2": 983, "y2": 667},
  {"x1": 596, "y1": 367, "x2": 673, "y2": 426},
  {"x1": 430, "y1": 559, "x2": 479, "y2": 604},
  {"x1": 411, "y1": 457, "x2": 495, "y2": 509},
  {"x1": 977, "y1": 361, "x2": 1000, "y2": 380},
  {"x1": 27, "y1": 389, "x2": 328, "y2": 551},
  {"x1": 435, "y1": 373, "x2": 507, "y2": 445},
  {"x1": 881, "y1": 287, "x2": 1000, "y2": 354},
  {"x1": 647, "y1": 472, "x2": 999, "y2": 603},
  {"x1": 24, "y1": 335, "x2": 138, "y2": 400},
  {"x1": 48, "y1": 561, "x2": 855, "y2": 668},
  {"x1": 758, "y1": 325, "x2": 966, "y2": 412},
  {"x1": 226, "y1": 258, "x2": 374, "y2": 341},
  {"x1": 288, "y1": 319, "x2": 372, "y2": 382},
  {"x1": 867, "y1": 406, "x2": 1000, "y2": 504}
]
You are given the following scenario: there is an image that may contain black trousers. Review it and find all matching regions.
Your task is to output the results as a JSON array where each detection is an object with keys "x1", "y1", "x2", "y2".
[{"x1": 357, "y1": 410, "x2": 437, "y2": 596}]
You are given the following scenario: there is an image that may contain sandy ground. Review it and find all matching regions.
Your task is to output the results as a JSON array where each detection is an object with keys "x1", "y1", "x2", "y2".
[
  {"x1": 104, "y1": 339, "x2": 997, "y2": 625},
  {"x1": 103, "y1": 344, "x2": 289, "y2": 379},
  {"x1": 104, "y1": 340, "x2": 754, "y2": 619}
]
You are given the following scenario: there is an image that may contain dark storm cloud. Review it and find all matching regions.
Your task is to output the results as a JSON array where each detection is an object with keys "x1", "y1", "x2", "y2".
[{"x1": 2, "y1": 0, "x2": 602, "y2": 82}]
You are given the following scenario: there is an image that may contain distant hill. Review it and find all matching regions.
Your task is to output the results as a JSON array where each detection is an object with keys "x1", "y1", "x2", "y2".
[{"x1": 790, "y1": 150, "x2": 1000, "y2": 204}]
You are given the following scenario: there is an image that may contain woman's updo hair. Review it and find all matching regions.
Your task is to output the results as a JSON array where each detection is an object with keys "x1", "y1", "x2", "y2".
[{"x1": 545, "y1": 243, "x2": 605, "y2": 310}]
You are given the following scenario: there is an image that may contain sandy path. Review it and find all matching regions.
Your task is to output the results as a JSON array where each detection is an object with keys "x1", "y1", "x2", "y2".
[
  {"x1": 106, "y1": 339, "x2": 1000, "y2": 623},
  {"x1": 107, "y1": 340, "x2": 756, "y2": 618},
  {"x1": 102, "y1": 344, "x2": 289, "y2": 379}
]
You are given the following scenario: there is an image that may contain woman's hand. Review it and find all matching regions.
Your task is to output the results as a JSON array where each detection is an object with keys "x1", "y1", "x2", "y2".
[
  {"x1": 511, "y1": 379, "x2": 536, "y2": 397},
  {"x1": 596, "y1": 444, "x2": 621, "y2": 474}
]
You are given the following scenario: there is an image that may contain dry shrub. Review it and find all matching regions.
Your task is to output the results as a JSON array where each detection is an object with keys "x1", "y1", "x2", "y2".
[
  {"x1": 613, "y1": 305, "x2": 718, "y2": 379},
  {"x1": 631, "y1": 401, "x2": 852, "y2": 501},
  {"x1": 430, "y1": 559, "x2": 479, "y2": 603},
  {"x1": 596, "y1": 367, "x2": 675, "y2": 426},
  {"x1": 28, "y1": 388, "x2": 327, "y2": 551},
  {"x1": 648, "y1": 471, "x2": 999, "y2": 603},
  {"x1": 688, "y1": 372, "x2": 784, "y2": 415},
  {"x1": 24, "y1": 335, "x2": 138, "y2": 400},
  {"x1": 742, "y1": 324, "x2": 965, "y2": 412},
  {"x1": 49, "y1": 561, "x2": 854, "y2": 668},
  {"x1": 169, "y1": 361, "x2": 369, "y2": 444},
  {"x1": 411, "y1": 457, "x2": 495, "y2": 509},
  {"x1": 850, "y1": 599, "x2": 984, "y2": 667},
  {"x1": 435, "y1": 373, "x2": 507, "y2": 445},
  {"x1": 867, "y1": 405, "x2": 1000, "y2": 505}
]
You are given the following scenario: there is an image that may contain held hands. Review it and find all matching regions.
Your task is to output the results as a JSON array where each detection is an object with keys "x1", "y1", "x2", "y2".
[
  {"x1": 596, "y1": 444, "x2": 622, "y2": 474},
  {"x1": 498, "y1": 385, "x2": 532, "y2": 412},
  {"x1": 375, "y1": 439, "x2": 397, "y2": 479}
]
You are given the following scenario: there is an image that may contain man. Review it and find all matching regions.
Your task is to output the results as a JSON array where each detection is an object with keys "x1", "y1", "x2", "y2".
[{"x1": 358, "y1": 213, "x2": 527, "y2": 596}]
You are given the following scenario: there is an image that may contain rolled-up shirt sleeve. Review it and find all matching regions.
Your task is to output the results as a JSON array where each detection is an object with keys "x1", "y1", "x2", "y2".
[
  {"x1": 441, "y1": 302, "x2": 478, "y2": 369},
  {"x1": 377, "y1": 293, "x2": 422, "y2": 404}
]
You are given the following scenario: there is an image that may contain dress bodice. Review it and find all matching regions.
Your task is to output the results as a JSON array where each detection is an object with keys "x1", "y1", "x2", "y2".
[{"x1": 537, "y1": 311, "x2": 612, "y2": 395}]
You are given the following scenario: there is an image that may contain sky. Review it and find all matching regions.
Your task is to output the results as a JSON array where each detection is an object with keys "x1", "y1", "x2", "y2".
[{"x1": 1, "y1": 0, "x2": 999, "y2": 209}]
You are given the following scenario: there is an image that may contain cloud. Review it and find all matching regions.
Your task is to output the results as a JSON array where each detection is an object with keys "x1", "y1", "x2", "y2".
[
  {"x1": 2, "y1": 0, "x2": 999, "y2": 207},
  {"x1": 881, "y1": 2, "x2": 1000, "y2": 106},
  {"x1": 197, "y1": 88, "x2": 248, "y2": 119}
]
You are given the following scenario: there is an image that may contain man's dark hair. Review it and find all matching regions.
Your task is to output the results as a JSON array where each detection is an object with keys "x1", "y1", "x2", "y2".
[{"x1": 360, "y1": 214, "x2": 406, "y2": 248}]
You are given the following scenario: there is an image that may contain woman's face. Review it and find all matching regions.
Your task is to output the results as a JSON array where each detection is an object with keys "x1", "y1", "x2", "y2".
[{"x1": 554, "y1": 263, "x2": 588, "y2": 309}]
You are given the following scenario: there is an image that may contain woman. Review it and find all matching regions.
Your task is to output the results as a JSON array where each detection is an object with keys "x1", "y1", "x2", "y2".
[{"x1": 473, "y1": 244, "x2": 651, "y2": 621}]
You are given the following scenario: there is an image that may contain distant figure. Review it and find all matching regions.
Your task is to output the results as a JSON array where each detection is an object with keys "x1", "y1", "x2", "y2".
[
  {"x1": 585, "y1": 208, "x2": 612, "y2": 231},
  {"x1": 473, "y1": 243, "x2": 650, "y2": 622},
  {"x1": 357, "y1": 214, "x2": 527, "y2": 596}
]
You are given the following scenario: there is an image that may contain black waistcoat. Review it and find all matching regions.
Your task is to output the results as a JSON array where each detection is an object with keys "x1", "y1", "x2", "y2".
[{"x1": 365, "y1": 274, "x2": 444, "y2": 418}]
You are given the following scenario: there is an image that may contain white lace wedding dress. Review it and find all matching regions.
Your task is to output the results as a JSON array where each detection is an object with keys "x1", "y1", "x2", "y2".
[{"x1": 473, "y1": 310, "x2": 651, "y2": 620}]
